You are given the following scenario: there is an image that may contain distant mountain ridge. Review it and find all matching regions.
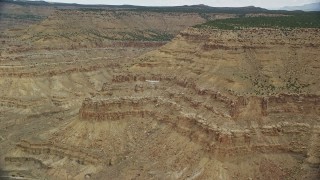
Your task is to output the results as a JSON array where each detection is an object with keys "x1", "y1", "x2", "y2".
[
  {"x1": 281, "y1": 2, "x2": 320, "y2": 11},
  {"x1": 1, "y1": 0, "x2": 269, "y2": 13}
]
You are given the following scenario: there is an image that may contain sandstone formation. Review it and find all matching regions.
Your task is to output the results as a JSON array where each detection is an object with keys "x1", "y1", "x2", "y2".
[{"x1": 0, "y1": 1, "x2": 319, "y2": 179}]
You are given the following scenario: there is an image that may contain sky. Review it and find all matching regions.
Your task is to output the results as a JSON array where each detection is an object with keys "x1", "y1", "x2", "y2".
[{"x1": 39, "y1": 0, "x2": 319, "y2": 9}]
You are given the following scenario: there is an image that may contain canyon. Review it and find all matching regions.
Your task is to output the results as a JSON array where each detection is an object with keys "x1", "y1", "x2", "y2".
[{"x1": 0, "y1": 0, "x2": 319, "y2": 179}]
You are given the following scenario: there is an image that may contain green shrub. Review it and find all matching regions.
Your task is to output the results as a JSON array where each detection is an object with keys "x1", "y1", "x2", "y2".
[{"x1": 195, "y1": 13, "x2": 320, "y2": 29}]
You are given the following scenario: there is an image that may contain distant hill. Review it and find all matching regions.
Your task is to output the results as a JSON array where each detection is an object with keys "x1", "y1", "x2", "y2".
[
  {"x1": 281, "y1": 2, "x2": 320, "y2": 11},
  {"x1": 1, "y1": 0, "x2": 270, "y2": 13}
]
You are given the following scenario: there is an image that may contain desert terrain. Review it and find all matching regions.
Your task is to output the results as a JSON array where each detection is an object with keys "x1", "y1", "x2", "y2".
[{"x1": 0, "y1": 0, "x2": 319, "y2": 179}]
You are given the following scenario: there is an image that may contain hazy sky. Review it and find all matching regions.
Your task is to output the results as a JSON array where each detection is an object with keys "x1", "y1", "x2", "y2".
[{"x1": 42, "y1": 0, "x2": 319, "y2": 9}]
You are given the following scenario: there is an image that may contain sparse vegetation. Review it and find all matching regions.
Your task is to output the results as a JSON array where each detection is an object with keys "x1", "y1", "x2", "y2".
[
  {"x1": 195, "y1": 13, "x2": 320, "y2": 29},
  {"x1": 0, "y1": 13, "x2": 44, "y2": 20},
  {"x1": 285, "y1": 77, "x2": 310, "y2": 93},
  {"x1": 239, "y1": 73, "x2": 312, "y2": 95},
  {"x1": 76, "y1": 5, "x2": 269, "y2": 14}
]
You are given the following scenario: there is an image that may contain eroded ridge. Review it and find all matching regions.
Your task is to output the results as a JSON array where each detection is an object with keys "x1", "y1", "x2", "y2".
[
  {"x1": 15, "y1": 140, "x2": 103, "y2": 165},
  {"x1": 77, "y1": 94, "x2": 319, "y2": 158}
]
